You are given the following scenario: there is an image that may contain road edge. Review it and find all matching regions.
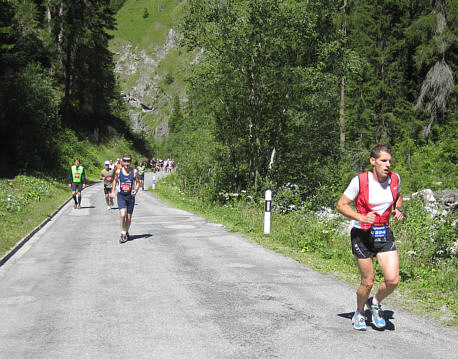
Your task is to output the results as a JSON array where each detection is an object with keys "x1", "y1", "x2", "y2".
[
  {"x1": 0, "y1": 196, "x2": 72, "y2": 267},
  {"x1": 0, "y1": 182, "x2": 100, "y2": 267}
]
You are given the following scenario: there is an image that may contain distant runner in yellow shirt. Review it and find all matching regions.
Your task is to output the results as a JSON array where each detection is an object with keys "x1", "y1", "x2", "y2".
[{"x1": 67, "y1": 158, "x2": 86, "y2": 209}]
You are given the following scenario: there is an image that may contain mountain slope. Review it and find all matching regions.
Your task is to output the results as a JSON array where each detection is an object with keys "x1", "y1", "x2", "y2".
[{"x1": 110, "y1": 0, "x2": 192, "y2": 146}]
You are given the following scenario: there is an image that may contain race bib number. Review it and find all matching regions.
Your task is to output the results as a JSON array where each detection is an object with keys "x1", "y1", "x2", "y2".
[
  {"x1": 121, "y1": 183, "x2": 131, "y2": 193},
  {"x1": 105, "y1": 176, "x2": 112, "y2": 181},
  {"x1": 75, "y1": 173, "x2": 80, "y2": 178},
  {"x1": 370, "y1": 223, "x2": 387, "y2": 241}
]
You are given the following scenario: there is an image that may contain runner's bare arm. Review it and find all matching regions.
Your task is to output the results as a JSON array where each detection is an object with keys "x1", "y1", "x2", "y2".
[
  {"x1": 336, "y1": 194, "x2": 375, "y2": 224},
  {"x1": 392, "y1": 193, "x2": 404, "y2": 221},
  {"x1": 110, "y1": 170, "x2": 119, "y2": 197},
  {"x1": 132, "y1": 169, "x2": 140, "y2": 195}
]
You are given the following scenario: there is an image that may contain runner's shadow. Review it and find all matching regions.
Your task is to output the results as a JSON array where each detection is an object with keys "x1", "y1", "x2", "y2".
[
  {"x1": 337, "y1": 310, "x2": 395, "y2": 331},
  {"x1": 127, "y1": 233, "x2": 152, "y2": 242},
  {"x1": 79, "y1": 206, "x2": 95, "y2": 209}
]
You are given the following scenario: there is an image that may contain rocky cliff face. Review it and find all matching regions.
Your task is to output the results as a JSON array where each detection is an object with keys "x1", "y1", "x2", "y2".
[{"x1": 112, "y1": 28, "x2": 179, "y2": 141}]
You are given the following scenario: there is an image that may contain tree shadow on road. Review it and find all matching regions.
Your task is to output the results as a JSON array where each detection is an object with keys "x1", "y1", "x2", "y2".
[
  {"x1": 338, "y1": 310, "x2": 396, "y2": 331},
  {"x1": 127, "y1": 233, "x2": 152, "y2": 242}
]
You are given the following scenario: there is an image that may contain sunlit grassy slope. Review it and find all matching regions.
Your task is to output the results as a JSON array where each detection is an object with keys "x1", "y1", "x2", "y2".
[
  {"x1": 110, "y1": 0, "x2": 192, "y2": 145},
  {"x1": 113, "y1": 0, "x2": 184, "y2": 50}
]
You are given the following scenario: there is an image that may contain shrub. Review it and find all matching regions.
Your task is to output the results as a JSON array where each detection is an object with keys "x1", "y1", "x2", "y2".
[
  {"x1": 0, "y1": 176, "x2": 61, "y2": 216},
  {"x1": 165, "y1": 73, "x2": 174, "y2": 85},
  {"x1": 392, "y1": 196, "x2": 458, "y2": 281}
]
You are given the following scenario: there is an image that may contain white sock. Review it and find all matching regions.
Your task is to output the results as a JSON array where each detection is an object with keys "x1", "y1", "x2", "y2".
[
  {"x1": 121, "y1": 231, "x2": 126, "y2": 235},
  {"x1": 372, "y1": 296, "x2": 380, "y2": 306}
]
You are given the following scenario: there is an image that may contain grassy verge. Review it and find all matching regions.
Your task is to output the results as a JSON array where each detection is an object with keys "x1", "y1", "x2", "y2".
[
  {"x1": 152, "y1": 173, "x2": 457, "y2": 327},
  {"x1": 0, "y1": 175, "x2": 70, "y2": 257}
]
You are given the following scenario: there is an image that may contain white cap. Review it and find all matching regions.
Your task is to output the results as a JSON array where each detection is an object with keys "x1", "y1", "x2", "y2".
[{"x1": 104, "y1": 161, "x2": 110, "y2": 165}]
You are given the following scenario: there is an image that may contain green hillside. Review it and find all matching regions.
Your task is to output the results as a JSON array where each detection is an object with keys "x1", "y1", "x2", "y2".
[
  {"x1": 110, "y1": 0, "x2": 193, "y2": 150},
  {"x1": 112, "y1": 0, "x2": 183, "y2": 48}
]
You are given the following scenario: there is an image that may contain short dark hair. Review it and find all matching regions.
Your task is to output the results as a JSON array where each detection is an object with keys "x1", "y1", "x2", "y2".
[{"x1": 370, "y1": 144, "x2": 392, "y2": 159}]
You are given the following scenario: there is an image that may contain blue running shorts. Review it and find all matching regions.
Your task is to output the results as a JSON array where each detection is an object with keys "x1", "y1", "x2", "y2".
[{"x1": 117, "y1": 193, "x2": 135, "y2": 214}]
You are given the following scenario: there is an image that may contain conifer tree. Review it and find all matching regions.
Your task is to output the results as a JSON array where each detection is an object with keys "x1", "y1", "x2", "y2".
[
  {"x1": 408, "y1": 0, "x2": 456, "y2": 139},
  {"x1": 344, "y1": 1, "x2": 417, "y2": 154},
  {"x1": 0, "y1": 0, "x2": 61, "y2": 171},
  {"x1": 46, "y1": 0, "x2": 117, "y2": 130}
]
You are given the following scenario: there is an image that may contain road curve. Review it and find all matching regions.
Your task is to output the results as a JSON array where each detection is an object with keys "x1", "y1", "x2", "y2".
[{"x1": 0, "y1": 171, "x2": 456, "y2": 358}]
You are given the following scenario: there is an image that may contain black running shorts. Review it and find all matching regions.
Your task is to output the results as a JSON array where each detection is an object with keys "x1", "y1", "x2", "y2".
[
  {"x1": 351, "y1": 227, "x2": 397, "y2": 258},
  {"x1": 71, "y1": 182, "x2": 83, "y2": 193}
]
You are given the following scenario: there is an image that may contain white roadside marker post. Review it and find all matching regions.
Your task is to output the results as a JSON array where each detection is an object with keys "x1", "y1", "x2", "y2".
[
  {"x1": 152, "y1": 175, "x2": 156, "y2": 190},
  {"x1": 264, "y1": 189, "x2": 272, "y2": 234}
]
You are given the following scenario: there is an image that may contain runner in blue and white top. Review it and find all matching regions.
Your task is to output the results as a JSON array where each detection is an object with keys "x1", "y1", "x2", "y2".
[{"x1": 110, "y1": 155, "x2": 140, "y2": 244}]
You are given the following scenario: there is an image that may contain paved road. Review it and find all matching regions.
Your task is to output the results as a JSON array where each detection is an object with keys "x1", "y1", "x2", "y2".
[{"x1": 0, "y1": 171, "x2": 456, "y2": 358}]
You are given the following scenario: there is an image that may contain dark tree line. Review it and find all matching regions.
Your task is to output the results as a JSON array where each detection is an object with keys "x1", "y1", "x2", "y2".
[{"x1": 0, "y1": 0, "x2": 129, "y2": 174}]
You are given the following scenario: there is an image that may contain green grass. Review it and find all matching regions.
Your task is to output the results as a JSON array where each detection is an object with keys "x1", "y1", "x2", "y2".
[
  {"x1": 111, "y1": 0, "x2": 184, "y2": 50},
  {"x1": 156, "y1": 47, "x2": 195, "y2": 88},
  {"x1": 152, "y1": 173, "x2": 458, "y2": 327},
  {"x1": 0, "y1": 176, "x2": 70, "y2": 256}
]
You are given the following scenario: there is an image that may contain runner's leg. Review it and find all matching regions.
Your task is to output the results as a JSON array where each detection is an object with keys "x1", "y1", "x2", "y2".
[
  {"x1": 119, "y1": 208, "x2": 127, "y2": 233},
  {"x1": 125, "y1": 213, "x2": 132, "y2": 234},
  {"x1": 355, "y1": 257, "x2": 375, "y2": 313},
  {"x1": 374, "y1": 250, "x2": 400, "y2": 303}
]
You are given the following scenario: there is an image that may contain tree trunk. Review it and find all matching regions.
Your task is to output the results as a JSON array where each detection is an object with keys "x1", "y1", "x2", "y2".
[
  {"x1": 339, "y1": 0, "x2": 347, "y2": 148},
  {"x1": 339, "y1": 75, "x2": 346, "y2": 148},
  {"x1": 268, "y1": 147, "x2": 276, "y2": 170},
  {"x1": 63, "y1": 1, "x2": 74, "y2": 122}
]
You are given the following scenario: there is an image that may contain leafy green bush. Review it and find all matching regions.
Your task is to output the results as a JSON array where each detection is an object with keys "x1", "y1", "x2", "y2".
[
  {"x1": 272, "y1": 184, "x2": 304, "y2": 214},
  {"x1": 0, "y1": 176, "x2": 63, "y2": 216},
  {"x1": 1, "y1": 62, "x2": 61, "y2": 173},
  {"x1": 164, "y1": 73, "x2": 174, "y2": 84},
  {"x1": 55, "y1": 128, "x2": 143, "y2": 179},
  {"x1": 392, "y1": 197, "x2": 458, "y2": 281}
]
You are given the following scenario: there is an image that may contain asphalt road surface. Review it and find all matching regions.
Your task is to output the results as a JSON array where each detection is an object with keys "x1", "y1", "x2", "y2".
[{"x1": 0, "y1": 171, "x2": 456, "y2": 359}]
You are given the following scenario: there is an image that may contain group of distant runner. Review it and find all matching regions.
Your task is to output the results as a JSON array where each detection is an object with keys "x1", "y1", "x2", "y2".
[
  {"x1": 148, "y1": 157, "x2": 175, "y2": 173},
  {"x1": 67, "y1": 155, "x2": 175, "y2": 244}
]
